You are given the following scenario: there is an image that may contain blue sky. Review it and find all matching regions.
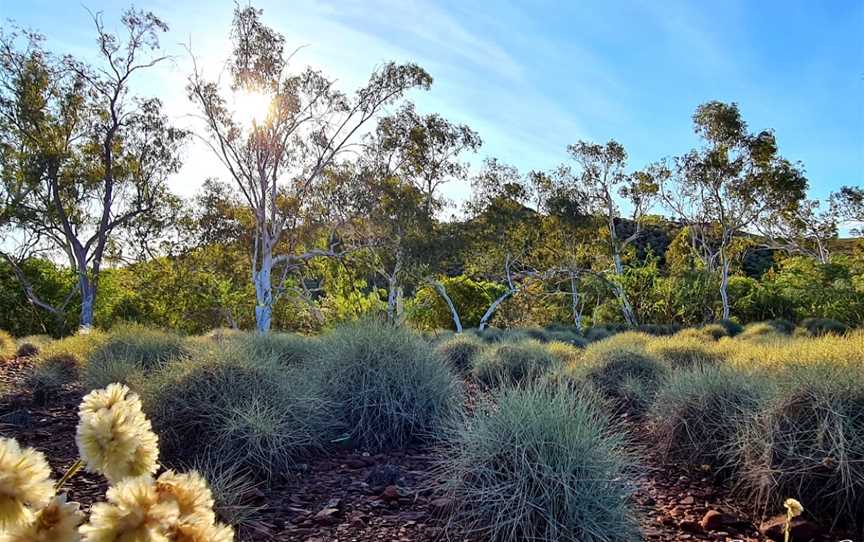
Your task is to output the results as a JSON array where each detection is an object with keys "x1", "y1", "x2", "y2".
[{"x1": 3, "y1": 0, "x2": 862, "y2": 216}]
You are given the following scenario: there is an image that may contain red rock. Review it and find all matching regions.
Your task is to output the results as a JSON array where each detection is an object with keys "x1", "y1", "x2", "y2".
[
  {"x1": 381, "y1": 485, "x2": 402, "y2": 500},
  {"x1": 700, "y1": 509, "x2": 744, "y2": 531},
  {"x1": 679, "y1": 519, "x2": 702, "y2": 533},
  {"x1": 313, "y1": 507, "x2": 340, "y2": 526}
]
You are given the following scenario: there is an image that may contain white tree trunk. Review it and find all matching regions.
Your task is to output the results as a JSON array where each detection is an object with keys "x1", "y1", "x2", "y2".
[
  {"x1": 431, "y1": 280, "x2": 462, "y2": 332},
  {"x1": 611, "y1": 249, "x2": 638, "y2": 326},
  {"x1": 254, "y1": 245, "x2": 274, "y2": 334},
  {"x1": 570, "y1": 272, "x2": 583, "y2": 329},
  {"x1": 719, "y1": 253, "x2": 731, "y2": 320},
  {"x1": 479, "y1": 289, "x2": 516, "y2": 330},
  {"x1": 79, "y1": 277, "x2": 96, "y2": 332}
]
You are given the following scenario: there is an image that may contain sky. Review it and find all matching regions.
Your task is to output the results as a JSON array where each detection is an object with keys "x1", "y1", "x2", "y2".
[{"x1": 2, "y1": 0, "x2": 862, "y2": 223}]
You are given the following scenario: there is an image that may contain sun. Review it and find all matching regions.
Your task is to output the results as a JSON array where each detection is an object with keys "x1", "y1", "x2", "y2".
[{"x1": 233, "y1": 88, "x2": 273, "y2": 126}]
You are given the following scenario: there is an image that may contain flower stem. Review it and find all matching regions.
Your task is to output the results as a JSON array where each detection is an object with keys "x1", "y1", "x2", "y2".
[{"x1": 55, "y1": 458, "x2": 83, "y2": 490}]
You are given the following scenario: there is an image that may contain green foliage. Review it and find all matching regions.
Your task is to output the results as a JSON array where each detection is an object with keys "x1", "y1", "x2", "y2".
[
  {"x1": 313, "y1": 321, "x2": 463, "y2": 451},
  {"x1": 737, "y1": 366, "x2": 864, "y2": 527},
  {"x1": 0, "y1": 258, "x2": 78, "y2": 336},
  {"x1": 138, "y1": 342, "x2": 337, "y2": 480},
  {"x1": 649, "y1": 365, "x2": 768, "y2": 475},
  {"x1": 409, "y1": 276, "x2": 506, "y2": 331},
  {"x1": 438, "y1": 384, "x2": 639, "y2": 542},
  {"x1": 471, "y1": 340, "x2": 560, "y2": 387},
  {"x1": 435, "y1": 333, "x2": 485, "y2": 373},
  {"x1": 83, "y1": 324, "x2": 186, "y2": 389}
]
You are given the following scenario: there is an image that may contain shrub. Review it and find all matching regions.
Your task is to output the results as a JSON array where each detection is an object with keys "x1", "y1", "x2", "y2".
[
  {"x1": 716, "y1": 318, "x2": 743, "y2": 337},
  {"x1": 313, "y1": 321, "x2": 463, "y2": 452},
  {"x1": 435, "y1": 334, "x2": 485, "y2": 373},
  {"x1": 765, "y1": 318, "x2": 795, "y2": 334},
  {"x1": 649, "y1": 365, "x2": 768, "y2": 475},
  {"x1": 0, "y1": 329, "x2": 16, "y2": 361},
  {"x1": 572, "y1": 346, "x2": 666, "y2": 414},
  {"x1": 737, "y1": 367, "x2": 864, "y2": 527},
  {"x1": 138, "y1": 342, "x2": 337, "y2": 480},
  {"x1": 83, "y1": 324, "x2": 185, "y2": 389},
  {"x1": 646, "y1": 336, "x2": 723, "y2": 369},
  {"x1": 700, "y1": 323, "x2": 730, "y2": 340},
  {"x1": 438, "y1": 384, "x2": 638, "y2": 542},
  {"x1": 472, "y1": 340, "x2": 560, "y2": 387},
  {"x1": 799, "y1": 317, "x2": 849, "y2": 337}
]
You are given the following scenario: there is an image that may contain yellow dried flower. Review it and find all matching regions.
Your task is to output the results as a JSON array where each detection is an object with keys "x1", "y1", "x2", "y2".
[
  {"x1": 0, "y1": 494, "x2": 84, "y2": 542},
  {"x1": 174, "y1": 517, "x2": 234, "y2": 542},
  {"x1": 784, "y1": 497, "x2": 804, "y2": 517},
  {"x1": 76, "y1": 384, "x2": 159, "y2": 483},
  {"x1": 0, "y1": 437, "x2": 55, "y2": 527},
  {"x1": 79, "y1": 383, "x2": 141, "y2": 416},
  {"x1": 155, "y1": 470, "x2": 215, "y2": 524},
  {"x1": 79, "y1": 476, "x2": 179, "y2": 542}
]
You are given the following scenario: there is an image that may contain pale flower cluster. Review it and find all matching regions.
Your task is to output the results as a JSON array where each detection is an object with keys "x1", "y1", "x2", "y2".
[
  {"x1": 0, "y1": 438, "x2": 64, "y2": 529},
  {"x1": 76, "y1": 383, "x2": 160, "y2": 483},
  {"x1": 0, "y1": 384, "x2": 234, "y2": 542}
]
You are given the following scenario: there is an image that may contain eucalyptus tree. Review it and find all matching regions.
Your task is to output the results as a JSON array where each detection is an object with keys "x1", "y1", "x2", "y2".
[
  {"x1": 463, "y1": 158, "x2": 546, "y2": 329},
  {"x1": 834, "y1": 186, "x2": 863, "y2": 236},
  {"x1": 188, "y1": 5, "x2": 432, "y2": 332},
  {"x1": 549, "y1": 141, "x2": 660, "y2": 326},
  {"x1": 0, "y1": 11, "x2": 186, "y2": 329},
  {"x1": 661, "y1": 101, "x2": 807, "y2": 319},
  {"x1": 758, "y1": 198, "x2": 837, "y2": 263},
  {"x1": 360, "y1": 102, "x2": 480, "y2": 324}
]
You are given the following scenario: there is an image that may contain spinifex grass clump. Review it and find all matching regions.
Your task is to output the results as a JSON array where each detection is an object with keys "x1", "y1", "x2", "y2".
[
  {"x1": 737, "y1": 321, "x2": 790, "y2": 342},
  {"x1": 649, "y1": 365, "x2": 768, "y2": 475},
  {"x1": 646, "y1": 335, "x2": 723, "y2": 369},
  {"x1": 737, "y1": 366, "x2": 864, "y2": 528},
  {"x1": 0, "y1": 329, "x2": 17, "y2": 361},
  {"x1": 471, "y1": 340, "x2": 560, "y2": 387},
  {"x1": 139, "y1": 342, "x2": 337, "y2": 480},
  {"x1": 84, "y1": 323, "x2": 186, "y2": 389},
  {"x1": 435, "y1": 333, "x2": 485, "y2": 373},
  {"x1": 570, "y1": 341, "x2": 666, "y2": 415},
  {"x1": 228, "y1": 331, "x2": 319, "y2": 366},
  {"x1": 314, "y1": 321, "x2": 462, "y2": 452},
  {"x1": 438, "y1": 383, "x2": 639, "y2": 542}
]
